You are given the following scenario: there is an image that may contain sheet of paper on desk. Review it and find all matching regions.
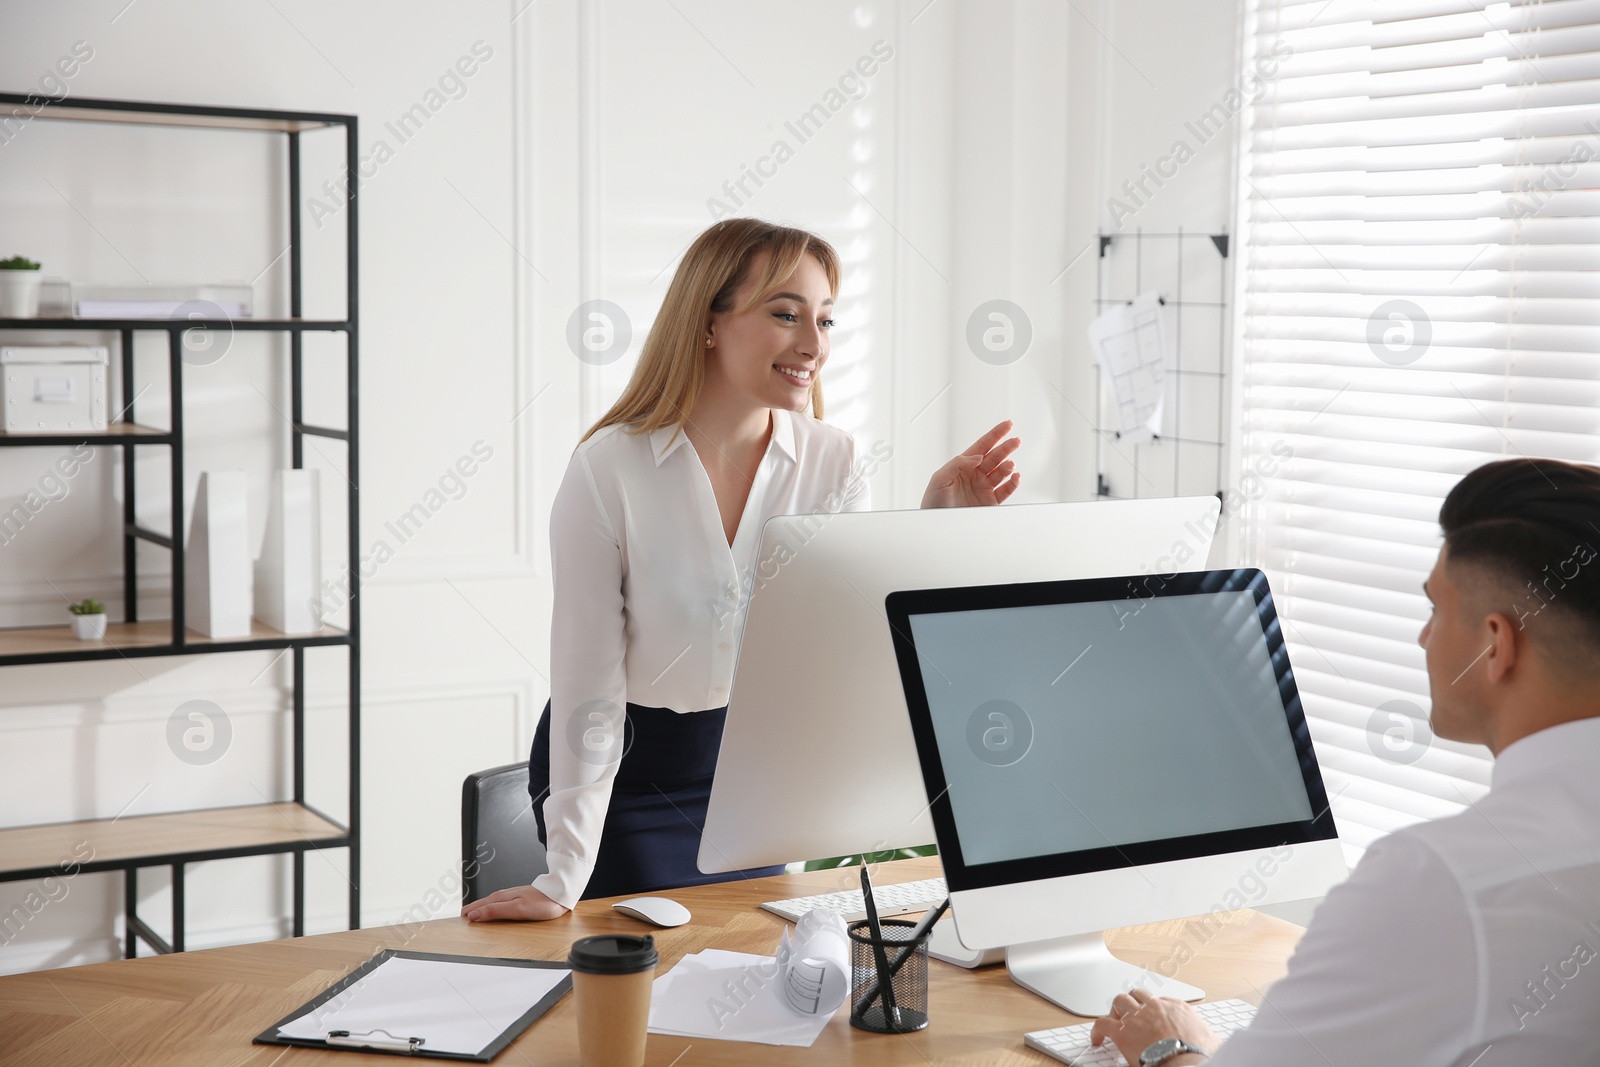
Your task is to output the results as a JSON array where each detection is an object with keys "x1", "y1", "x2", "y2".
[
  {"x1": 276, "y1": 956, "x2": 569, "y2": 1055},
  {"x1": 1089, "y1": 289, "x2": 1169, "y2": 444},
  {"x1": 648, "y1": 909, "x2": 849, "y2": 1047}
]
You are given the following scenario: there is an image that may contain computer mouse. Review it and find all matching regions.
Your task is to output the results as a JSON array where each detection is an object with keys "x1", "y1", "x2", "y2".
[{"x1": 612, "y1": 896, "x2": 691, "y2": 927}]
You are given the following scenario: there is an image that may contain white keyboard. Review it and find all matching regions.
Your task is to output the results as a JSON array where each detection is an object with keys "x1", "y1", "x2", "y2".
[
  {"x1": 1024, "y1": 998, "x2": 1257, "y2": 1065},
  {"x1": 759, "y1": 876, "x2": 947, "y2": 923}
]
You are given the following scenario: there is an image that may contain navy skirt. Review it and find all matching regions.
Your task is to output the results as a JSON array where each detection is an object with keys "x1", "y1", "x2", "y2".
[{"x1": 529, "y1": 698, "x2": 785, "y2": 901}]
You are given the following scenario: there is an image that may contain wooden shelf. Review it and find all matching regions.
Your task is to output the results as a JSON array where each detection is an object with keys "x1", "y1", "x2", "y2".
[
  {"x1": 0, "y1": 93, "x2": 350, "y2": 134},
  {"x1": 0, "y1": 421, "x2": 172, "y2": 447},
  {"x1": 0, "y1": 802, "x2": 348, "y2": 882},
  {"x1": 0, "y1": 619, "x2": 349, "y2": 665}
]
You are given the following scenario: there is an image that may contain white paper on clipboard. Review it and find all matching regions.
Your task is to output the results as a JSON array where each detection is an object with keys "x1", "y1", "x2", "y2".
[
  {"x1": 274, "y1": 955, "x2": 569, "y2": 1056},
  {"x1": 1088, "y1": 290, "x2": 1170, "y2": 444}
]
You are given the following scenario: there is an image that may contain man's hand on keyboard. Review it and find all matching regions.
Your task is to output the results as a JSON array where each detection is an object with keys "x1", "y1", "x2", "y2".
[{"x1": 1089, "y1": 989, "x2": 1221, "y2": 1065}]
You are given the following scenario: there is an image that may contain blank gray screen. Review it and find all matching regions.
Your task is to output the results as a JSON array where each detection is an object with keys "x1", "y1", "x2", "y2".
[{"x1": 906, "y1": 589, "x2": 1314, "y2": 867}]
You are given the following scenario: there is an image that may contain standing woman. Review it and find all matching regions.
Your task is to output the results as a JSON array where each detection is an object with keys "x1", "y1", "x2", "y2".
[{"x1": 464, "y1": 219, "x2": 1021, "y2": 921}]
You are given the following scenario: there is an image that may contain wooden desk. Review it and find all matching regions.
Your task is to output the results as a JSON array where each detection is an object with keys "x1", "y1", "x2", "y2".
[{"x1": 0, "y1": 858, "x2": 1304, "y2": 1066}]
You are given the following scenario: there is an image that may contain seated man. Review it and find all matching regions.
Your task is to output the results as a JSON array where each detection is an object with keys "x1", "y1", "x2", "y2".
[{"x1": 1093, "y1": 457, "x2": 1600, "y2": 1067}]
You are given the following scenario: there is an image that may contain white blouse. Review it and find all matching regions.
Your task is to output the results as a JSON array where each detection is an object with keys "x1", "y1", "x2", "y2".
[
  {"x1": 1207, "y1": 716, "x2": 1600, "y2": 1066},
  {"x1": 533, "y1": 407, "x2": 874, "y2": 908}
]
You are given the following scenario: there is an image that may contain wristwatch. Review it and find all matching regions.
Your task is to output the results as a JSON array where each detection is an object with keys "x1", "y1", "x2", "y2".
[{"x1": 1139, "y1": 1038, "x2": 1210, "y2": 1066}]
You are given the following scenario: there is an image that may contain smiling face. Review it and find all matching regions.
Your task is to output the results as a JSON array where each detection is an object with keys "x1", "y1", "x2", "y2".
[{"x1": 704, "y1": 251, "x2": 834, "y2": 413}]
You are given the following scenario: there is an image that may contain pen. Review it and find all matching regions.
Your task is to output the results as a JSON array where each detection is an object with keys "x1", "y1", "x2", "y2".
[
  {"x1": 860, "y1": 865, "x2": 902, "y2": 1028},
  {"x1": 857, "y1": 895, "x2": 950, "y2": 1016}
]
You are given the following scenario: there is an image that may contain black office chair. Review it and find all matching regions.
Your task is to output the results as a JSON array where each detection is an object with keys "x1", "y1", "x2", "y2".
[{"x1": 461, "y1": 761, "x2": 549, "y2": 904}]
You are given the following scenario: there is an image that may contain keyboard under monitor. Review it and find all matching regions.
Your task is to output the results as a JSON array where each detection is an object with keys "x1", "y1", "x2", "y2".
[
  {"x1": 759, "y1": 876, "x2": 947, "y2": 923},
  {"x1": 1025, "y1": 998, "x2": 1257, "y2": 1065}
]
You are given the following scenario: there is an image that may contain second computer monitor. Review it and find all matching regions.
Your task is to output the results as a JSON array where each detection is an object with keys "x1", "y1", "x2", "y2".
[{"x1": 698, "y1": 495, "x2": 1221, "y2": 874}]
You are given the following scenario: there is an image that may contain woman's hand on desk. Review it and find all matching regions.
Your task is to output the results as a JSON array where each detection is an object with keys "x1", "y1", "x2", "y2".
[
  {"x1": 461, "y1": 884, "x2": 570, "y2": 922},
  {"x1": 921, "y1": 419, "x2": 1022, "y2": 508}
]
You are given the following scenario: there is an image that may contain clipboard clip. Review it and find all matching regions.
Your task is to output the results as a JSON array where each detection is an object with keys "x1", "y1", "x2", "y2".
[{"x1": 327, "y1": 1028, "x2": 425, "y2": 1052}]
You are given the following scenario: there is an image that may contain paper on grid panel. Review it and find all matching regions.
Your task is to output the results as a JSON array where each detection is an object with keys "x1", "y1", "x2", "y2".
[
  {"x1": 1089, "y1": 290, "x2": 1168, "y2": 443},
  {"x1": 275, "y1": 955, "x2": 569, "y2": 1055}
]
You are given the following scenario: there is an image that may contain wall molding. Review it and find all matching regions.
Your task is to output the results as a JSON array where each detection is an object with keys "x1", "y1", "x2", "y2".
[
  {"x1": 512, "y1": 0, "x2": 542, "y2": 580},
  {"x1": 578, "y1": 0, "x2": 602, "y2": 433},
  {"x1": 370, "y1": 554, "x2": 538, "y2": 583},
  {"x1": 0, "y1": 674, "x2": 535, "y2": 976},
  {"x1": 0, "y1": 900, "x2": 457, "y2": 978},
  {"x1": 0, "y1": 676, "x2": 540, "y2": 730},
  {"x1": 0, "y1": 554, "x2": 541, "y2": 627}
]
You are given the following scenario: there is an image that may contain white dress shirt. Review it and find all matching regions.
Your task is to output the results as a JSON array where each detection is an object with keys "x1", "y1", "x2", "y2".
[
  {"x1": 1210, "y1": 715, "x2": 1600, "y2": 1066},
  {"x1": 533, "y1": 407, "x2": 873, "y2": 908}
]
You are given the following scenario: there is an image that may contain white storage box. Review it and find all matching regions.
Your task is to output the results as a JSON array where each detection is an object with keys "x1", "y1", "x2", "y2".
[
  {"x1": 72, "y1": 283, "x2": 252, "y2": 319},
  {"x1": 1, "y1": 345, "x2": 110, "y2": 434}
]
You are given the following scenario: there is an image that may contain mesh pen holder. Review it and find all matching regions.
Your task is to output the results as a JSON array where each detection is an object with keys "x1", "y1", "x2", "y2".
[{"x1": 847, "y1": 918, "x2": 930, "y2": 1033}]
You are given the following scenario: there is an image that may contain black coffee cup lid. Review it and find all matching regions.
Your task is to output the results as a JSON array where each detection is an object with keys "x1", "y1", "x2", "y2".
[{"x1": 568, "y1": 933, "x2": 658, "y2": 975}]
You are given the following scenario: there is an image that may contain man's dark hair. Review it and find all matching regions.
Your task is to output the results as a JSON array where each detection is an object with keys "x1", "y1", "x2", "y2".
[{"x1": 1439, "y1": 458, "x2": 1600, "y2": 661}]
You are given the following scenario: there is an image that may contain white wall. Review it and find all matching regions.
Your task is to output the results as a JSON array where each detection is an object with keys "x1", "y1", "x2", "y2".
[
  {"x1": 1066, "y1": 0, "x2": 1250, "y2": 544},
  {"x1": 0, "y1": 0, "x2": 532, "y2": 972},
  {"x1": 0, "y1": 0, "x2": 1243, "y2": 974}
]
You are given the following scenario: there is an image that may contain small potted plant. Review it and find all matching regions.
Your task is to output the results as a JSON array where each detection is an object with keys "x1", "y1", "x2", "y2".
[
  {"x1": 69, "y1": 598, "x2": 108, "y2": 640},
  {"x1": 0, "y1": 255, "x2": 43, "y2": 318}
]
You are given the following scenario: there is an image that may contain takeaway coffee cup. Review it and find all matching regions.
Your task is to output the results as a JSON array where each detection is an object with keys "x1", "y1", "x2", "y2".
[{"x1": 568, "y1": 933, "x2": 658, "y2": 1067}]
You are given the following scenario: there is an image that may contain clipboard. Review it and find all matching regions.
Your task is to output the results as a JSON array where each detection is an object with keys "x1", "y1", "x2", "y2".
[{"x1": 254, "y1": 949, "x2": 572, "y2": 1061}]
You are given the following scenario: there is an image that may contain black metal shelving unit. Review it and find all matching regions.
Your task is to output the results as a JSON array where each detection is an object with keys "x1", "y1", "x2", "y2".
[{"x1": 0, "y1": 94, "x2": 361, "y2": 955}]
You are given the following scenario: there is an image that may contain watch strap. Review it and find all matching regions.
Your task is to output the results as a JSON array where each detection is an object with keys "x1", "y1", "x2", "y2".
[{"x1": 1141, "y1": 1038, "x2": 1210, "y2": 1066}]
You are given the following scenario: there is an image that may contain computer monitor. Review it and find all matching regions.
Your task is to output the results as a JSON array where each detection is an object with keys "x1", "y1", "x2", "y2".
[
  {"x1": 699, "y1": 496, "x2": 1222, "y2": 874},
  {"x1": 884, "y1": 568, "x2": 1347, "y2": 1016}
]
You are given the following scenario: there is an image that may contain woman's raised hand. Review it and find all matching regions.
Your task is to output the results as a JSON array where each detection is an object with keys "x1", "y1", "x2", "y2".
[
  {"x1": 921, "y1": 419, "x2": 1021, "y2": 508},
  {"x1": 461, "y1": 884, "x2": 570, "y2": 922}
]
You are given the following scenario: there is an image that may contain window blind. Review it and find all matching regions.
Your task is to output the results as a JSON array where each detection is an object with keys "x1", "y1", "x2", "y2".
[{"x1": 1236, "y1": 0, "x2": 1600, "y2": 864}]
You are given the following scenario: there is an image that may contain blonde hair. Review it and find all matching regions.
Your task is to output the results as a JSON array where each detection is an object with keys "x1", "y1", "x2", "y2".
[{"x1": 580, "y1": 218, "x2": 841, "y2": 446}]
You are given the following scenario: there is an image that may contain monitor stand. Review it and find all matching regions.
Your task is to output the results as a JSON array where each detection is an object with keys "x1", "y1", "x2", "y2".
[
  {"x1": 1005, "y1": 933, "x2": 1204, "y2": 1017},
  {"x1": 928, "y1": 915, "x2": 1007, "y2": 968}
]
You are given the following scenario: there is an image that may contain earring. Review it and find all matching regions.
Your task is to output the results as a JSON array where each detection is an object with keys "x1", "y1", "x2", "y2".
[{"x1": 705, "y1": 337, "x2": 713, "y2": 347}]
